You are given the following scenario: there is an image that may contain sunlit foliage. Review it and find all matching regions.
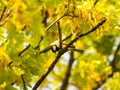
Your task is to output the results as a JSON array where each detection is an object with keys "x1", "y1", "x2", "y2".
[{"x1": 0, "y1": 0, "x2": 120, "y2": 90}]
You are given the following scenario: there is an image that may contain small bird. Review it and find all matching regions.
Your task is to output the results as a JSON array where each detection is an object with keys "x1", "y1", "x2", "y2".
[{"x1": 51, "y1": 45, "x2": 59, "y2": 53}]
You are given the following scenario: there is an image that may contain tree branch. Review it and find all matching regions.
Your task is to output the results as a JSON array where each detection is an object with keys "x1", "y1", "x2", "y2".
[
  {"x1": 65, "y1": 17, "x2": 106, "y2": 49},
  {"x1": 93, "y1": 43, "x2": 120, "y2": 90},
  {"x1": 45, "y1": 10, "x2": 78, "y2": 31},
  {"x1": 32, "y1": 49, "x2": 67, "y2": 90},
  {"x1": 21, "y1": 75, "x2": 27, "y2": 90},
  {"x1": 60, "y1": 51, "x2": 74, "y2": 90},
  {"x1": 32, "y1": 17, "x2": 106, "y2": 90},
  {"x1": 90, "y1": 0, "x2": 99, "y2": 10},
  {"x1": 33, "y1": 36, "x2": 43, "y2": 50},
  {"x1": 69, "y1": 48, "x2": 84, "y2": 53},
  {"x1": 45, "y1": 0, "x2": 74, "y2": 31},
  {"x1": 0, "y1": 8, "x2": 11, "y2": 26},
  {"x1": 111, "y1": 43, "x2": 120, "y2": 71},
  {"x1": 57, "y1": 22, "x2": 62, "y2": 49},
  {"x1": 18, "y1": 44, "x2": 31, "y2": 56},
  {"x1": 42, "y1": 17, "x2": 106, "y2": 54},
  {"x1": 0, "y1": 6, "x2": 7, "y2": 21},
  {"x1": 39, "y1": 34, "x2": 72, "y2": 54},
  {"x1": 93, "y1": 0, "x2": 99, "y2": 7},
  {"x1": 45, "y1": 14, "x2": 66, "y2": 31}
]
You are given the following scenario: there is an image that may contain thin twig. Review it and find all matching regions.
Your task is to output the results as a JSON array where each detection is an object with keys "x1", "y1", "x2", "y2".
[
  {"x1": 60, "y1": 51, "x2": 74, "y2": 90},
  {"x1": 0, "y1": 17, "x2": 9, "y2": 26},
  {"x1": 69, "y1": 48, "x2": 84, "y2": 53},
  {"x1": 57, "y1": 22, "x2": 62, "y2": 49},
  {"x1": 45, "y1": 2, "x2": 78, "y2": 32},
  {"x1": 52, "y1": 71, "x2": 81, "y2": 89},
  {"x1": 45, "y1": 14, "x2": 66, "y2": 31},
  {"x1": 39, "y1": 45, "x2": 52, "y2": 54},
  {"x1": 0, "y1": 9, "x2": 11, "y2": 26},
  {"x1": 39, "y1": 34, "x2": 72, "y2": 54},
  {"x1": 62, "y1": 34, "x2": 72, "y2": 41},
  {"x1": 110, "y1": 43, "x2": 120, "y2": 71},
  {"x1": 21, "y1": 24, "x2": 27, "y2": 31},
  {"x1": 93, "y1": 43, "x2": 120, "y2": 90},
  {"x1": 66, "y1": 0, "x2": 72, "y2": 13},
  {"x1": 32, "y1": 49, "x2": 66, "y2": 90},
  {"x1": 21, "y1": 75, "x2": 27, "y2": 90},
  {"x1": 65, "y1": 17, "x2": 106, "y2": 49},
  {"x1": 18, "y1": 44, "x2": 31, "y2": 56},
  {"x1": 0, "y1": 6, "x2": 7, "y2": 21},
  {"x1": 8, "y1": 61, "x2": 13, "y2": 69},
  {"x1": 34, "y1": 36, "x2": 43, "y2": 50},
  {"x1": 32, "y1": 17, "x2": 106, "y2": 90},
  {"x1": 3, "y1": 9, "x2": 11, "y2": 19},
  {"x1": 45, "y1": 0, "x2": 73, "y2": 31},
  {"x1": 68, "y1": 0, "x2": 71, "y2": 8},
  {"x1": 93, "y1": 0, "x2": 99, "y2": 7},
  {"x1": 90, "y1": 0, "x2": 99, "y2": 9}
]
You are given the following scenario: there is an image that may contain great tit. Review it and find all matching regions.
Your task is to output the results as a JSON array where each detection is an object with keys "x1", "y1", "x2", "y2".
[{"x1": 51, "y1": 45, "x2": 59, "y2": 53}]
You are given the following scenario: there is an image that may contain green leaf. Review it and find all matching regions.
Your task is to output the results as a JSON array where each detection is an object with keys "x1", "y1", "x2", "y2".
[
  {"x1": 5, "y1": 85, "x2": 17, "y2": 90},
  {"x1": 29, "y1": 13, "x2": 45, "y2": 47},
  {"x1": 93, "y1": 35, "x2": 115, "y2": 55},
  {"x1": 0, "y1": 69, "x2": 18, "y2": 85},
  {"x1": 15, "y1": 68, "x2": 25, "y2": 76},
  {"x1": 113, "y1": 55, "x2": 120, "y2": 69}
]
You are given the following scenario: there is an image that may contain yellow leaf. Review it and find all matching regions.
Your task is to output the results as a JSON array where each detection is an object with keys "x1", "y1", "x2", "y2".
[
  {"x1": 0, "y1": 43, "x2": 10, "y2": 71},
  {"x1": 74, "y1": 40, "x2": 84, "y2": 49},
  {"x1": 11, "y1": 0, "x2": 29, "y2": 32},
  {"x1": 44, "y1": 57, "x2": 54, "y2": 69},
  {"x1": 0, "y1": 82, "x2": 6, "y2": 89}
]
